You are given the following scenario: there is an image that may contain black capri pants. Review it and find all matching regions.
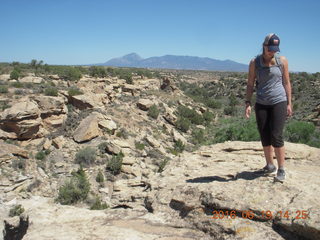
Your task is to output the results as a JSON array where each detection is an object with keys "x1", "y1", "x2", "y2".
[{"x1": 255, "y1": 101, "x2": 287, "y2": 148}]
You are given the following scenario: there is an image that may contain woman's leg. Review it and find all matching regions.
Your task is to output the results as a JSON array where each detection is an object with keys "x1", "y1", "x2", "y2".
[{"x1": 270, "y1": 102, "x2": 287, "y2": 169}]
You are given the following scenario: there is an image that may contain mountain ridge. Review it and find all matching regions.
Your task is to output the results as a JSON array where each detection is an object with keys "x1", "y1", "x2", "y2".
[{"x1": 96, "y1": 53, "x2": 248, "y2": 72}]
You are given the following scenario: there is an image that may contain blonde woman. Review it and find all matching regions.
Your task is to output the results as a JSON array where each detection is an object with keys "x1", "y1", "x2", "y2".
[{"x1": 245, "y1": 33, "x2": 292, "y2": 182}]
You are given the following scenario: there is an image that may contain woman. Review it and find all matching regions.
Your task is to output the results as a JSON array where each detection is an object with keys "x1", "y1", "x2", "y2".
[{"x1": 245, "y1": 33, "x2": 292, "y2": 182}]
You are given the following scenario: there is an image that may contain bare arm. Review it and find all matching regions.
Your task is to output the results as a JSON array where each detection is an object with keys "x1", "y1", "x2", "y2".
[
  {"x1": 280, "y1": 56, "x2": 293, "y2": 116},
  {"x1": 245, "y1": 59, "x2": 256, "y2": 118}
]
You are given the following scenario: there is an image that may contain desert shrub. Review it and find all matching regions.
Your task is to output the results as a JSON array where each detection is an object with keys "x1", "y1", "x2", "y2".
[
  {"x1": 135, "y1": 141, "x2": 145, "y2": 150},
  {"x1": 9, "y1": 205, "x2": 25, "y2": 217},
  {"x1": 44, "y1": 87, "x2": 58, "y2": 96},
  {"x1": 224, "y1": 106, "x2": 237, "y2": 116},
  {"x1": 11, "y1": 158, "x2": 26, "y2": 170},
  {"x1": 147, "y1": 104, "x2": 160, "y2": 119},
  {"x1": 170, "y1": 139, "x2": 185, "y2": 155},
  {"x1": 0, "y1": 85, "x2": 8, "y2": 93},
  {"x1": 191, "y1": 128, "x2": 206, "y2": 145},
  {"x1": 35, "y1": 150, "x2": 46, "y2": 160},
  {"x1": 14, "y1": 89, "x2": 24, "y2": 95},
  {"x1": 206, "y1": 99, "x2": 222, "y2": 109},
  {"x1": 202, "y1": 111, "x2": 214, "y2": 124},
  {"x1": 88, "y1": 66, "x2": 107, "y2": 78},
  {"x1": 96, "y1": 170, "x2": 104, "y2": 183},
  {"x1": 177, "y1": 105, "x2": 204, "y2": 125},
  {"x1": 27, "y1": 179, "x2": 42, "y2": 192},
  {"x1": 106, "y1": 152, "x2": 124, "y2": 175},
  {"x1": 214, "y1": 117, "x2": 260, "y2": 143},
  {"x1": 116, "y1": 128, "x2": 129, "y2": 139},
  {"x1": 11, "y1": 81, "x2": 23, "y2": 88},
  {"x1": 75, "y1": 147, "x2": 96, "y2": 166},
  {"x1": 175, "y1": 117, "x2": 191, "y2": 133},
  {"x1": 56, "y1": 167, "x2": 90, "y2": 205},
  {"x1": 158, "y1": 158, "x2": 170, "y2": 173},
  {"x1": 284, "y1": 120, "x2": 320, "y2": 147},
  {"x1": 98, "y1": 142, "x2": 108, "y2": 154},
  {"x1": 68, "y1": 87, "x2": 83, "y2": 96},
  {"x1": 90, "y1": 197, "x2": 109, "y2": 210},
  {"x1": 10, "y1": 69, "x2": 20, "y2": 80}
]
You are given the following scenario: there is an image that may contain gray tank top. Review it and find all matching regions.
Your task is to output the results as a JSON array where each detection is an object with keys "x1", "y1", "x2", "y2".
[{"x1": 255, "y1": 55, "x2": 287, "y2": 105}]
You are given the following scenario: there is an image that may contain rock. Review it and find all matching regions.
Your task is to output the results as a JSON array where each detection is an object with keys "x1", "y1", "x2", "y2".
[
  {"x1": 98, "y1": 119, "x2": 117, "y2": 134},
  {"x1": 0, "y1": 141, "x2": 29, "y2": 159},
  {"x1": 20, "y1": 76, "x2": 43, "y2": 83},
  {"x1": 137, "y1": 99, "x2": 153, "y2": 111},
  {"x1": 73, "y1": 113, "x2": 101, "y2": 143},
  {"x1": 0, "y1": 100, "x2": 41, "y2": 139},
  {"x1": 32, "y1": 96, "x2": 67, "y2": 116},
  {"x1": 69, "y1": 93, "x2": 107, "y2": 110},
  {"x1": 3, "y1": 215, "x2": 29, "y2": 240},
  {"x1": 145, "y1": 136, "x2": 161, "y2": 148},
  {"x1": 122, "y1": 156, "x2": 136, "y2": 165},
  {"x1": 52, "y1": 136, "x2": 66, "y2": 149},
  {"x1": 0, "y1": 129, "x2": 17, "y2": 140},
  {"x1": 0, "y1": 74, "x2": 10, "y2": 81},
  {"x1": 171, "y1": 129, "x2": 188, "y2": 145}
]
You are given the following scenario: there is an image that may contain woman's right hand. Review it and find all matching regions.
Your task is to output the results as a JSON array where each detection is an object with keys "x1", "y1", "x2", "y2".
[{"x1": 245, "y1": 105, "x2": 251, "y2": 118}]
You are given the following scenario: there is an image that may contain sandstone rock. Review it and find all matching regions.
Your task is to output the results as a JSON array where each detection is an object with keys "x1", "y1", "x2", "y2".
[
  {"x1": 32, "y1": 96, "x2": 67, "y2": 116},
  {"x1": 20, "y1": 76, "x2": 43, "y2": 83},
  {"x1": 0, "y1": 74, "x2": 10, "y2": 81},
  {"x1": 52, "y1": 136, "x2": 66, "y2": 149},
  {"x1": 0, "y1": 100, "x2": 41, "y2": 139},
  {"x1": 98, "y1": 119, "x2": 117, "y2": 134},
  {"x1": 0, "y1": 129, "x2": 17, "y2": 140},
  {"x1": 69, "y1": 93, "x2": 107, "y2": 109},
  {"x1": 137, "y1": 99, "x2": 153, "y2": 111},
  {"x1": 73, "y1": 113, "x2": 101, "y2": 143},
  {"x1": 0, "y1": 141, "x2": 29, "y2": 159}
]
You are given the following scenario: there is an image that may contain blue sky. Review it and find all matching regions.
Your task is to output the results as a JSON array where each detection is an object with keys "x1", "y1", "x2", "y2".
[{"x1": 1, "y1": 0, "x2": 319, "y2": 73}]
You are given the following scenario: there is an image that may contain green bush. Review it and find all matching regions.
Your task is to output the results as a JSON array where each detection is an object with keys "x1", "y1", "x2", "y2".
[
  {"x1": 135, "y1": 141, "x2": 145, "y2": 150},
  {"x1": 35, "y1": 150, "x2": 46, "y2": 160},
  {"x1": 11, "y1": 81, "x2": 23, "y2": 88},
  {"x1": 214, "y1": 117, "x2": 260, "y2": 143},
  {"x1": 98, "y1": 142, "x2": 108, "y2": 154},
  {"x1": 206, "y1": 99, "x2": 222, "y2": 109},
  {"x1": 0, "y1": 85, "x2": 8, "y2": 93},
  {"x1": 89, "y1": 66, "x2": 107, "y2": 78},
  {"x1": 202, "y1": 111, "x2": 214, "y2": 124},
  {"x1": 170, "y1": 139, "x2": 185, "y2": 155},
  {"x1": 75, "y1": 147, "x2": 96, "y2": 166},
  {"x1": 148, "y1": 104, "x2": 160, "y2": 119},
  {"x1": 44, "y1": 87, "x2": 58, "y2": 96},
  {"x1": 158, "y1": 158, "x2": 170, "y2": 173},
  {"x1": 177, "y1": 105, "x2": 204, "y2": 125},
  {"x1": 191, "y1": 128, "x2": 206, "y2": 145},
  {"x1": 60, "y1": 67, "x2": 82, "y2": 81},
  {"x1": 90, "y1": 197, "x2": 109, "y2": 210},
  {"x1": 68, "y1": 87, "x2": 83, "y2": 96},
  {"x1": 56, "y1": 167, "x2": 90, "y2": 205},
  {"x1": 284, "y1": 120, "x2": 320, "y2": 147},
  {"x1": 10, "y1": 69, "x2": 20, "y2": 80},
  {"x1": 9, "y1": 204, "x2": 25, "y2": 217},
  {"x1": 175, "y1": 117, "x2": 191, "y2": 133},
  {"x1": 96, "y1": 170, "x2": 104, "y2": 183},
  {"x1": 106, "y1": 152, "x2": 124, "y2": 175}
]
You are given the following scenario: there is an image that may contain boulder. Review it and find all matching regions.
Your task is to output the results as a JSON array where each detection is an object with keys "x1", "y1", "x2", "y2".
[
  {"x1": 73, "y1": 113, "x2": 101, "y2": 143},
  {"x1": 137, "y1": 99, "x2": 153, "y2": 111}
]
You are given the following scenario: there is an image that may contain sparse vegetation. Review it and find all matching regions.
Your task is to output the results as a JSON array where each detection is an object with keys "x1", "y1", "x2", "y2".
[
  {"x1": 90, "y1": 196, "x2": 109, "y2": 210},
  {"x1": 147, "y1": 104, "x2": 160, "y2": 119},
  {"x1": 56, "y1": 167, "x2": 90, "y2": 205},
  {"x1": 9, "y1": 204, "x2": 25, "y2": 217},
  {"x1": 75, "y1": 147, "x2": 96, "y2": 166},
  {"x1": 106, "y1": 152, "x2": 124, "y2": 175},
  {"x1": 68, "y1": 86, "x2": 83, "y2": 96}
]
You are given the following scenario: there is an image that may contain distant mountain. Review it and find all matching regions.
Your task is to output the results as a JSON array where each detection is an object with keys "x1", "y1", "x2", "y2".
[{"x1": 97, "y1": 53, "x2": 248, "y2": 72}]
